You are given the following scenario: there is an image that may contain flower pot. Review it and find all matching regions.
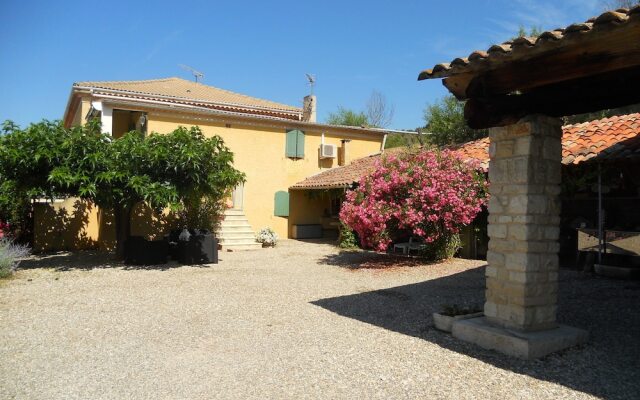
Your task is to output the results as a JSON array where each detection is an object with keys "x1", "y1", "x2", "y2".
[
  {"x1": 124, "y1": 236, "x2": 169, "y2": 265},
  {"x1": 433, "y1": 311, "x2": 484, "y2": 333},
  {"x1": 177, "y1": 232, "x2": 218, "y2": 265}
]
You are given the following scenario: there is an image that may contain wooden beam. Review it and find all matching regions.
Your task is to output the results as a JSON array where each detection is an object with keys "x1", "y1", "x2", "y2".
[
  {"x1": 456, "y1": 20, "x2": 640, "y2": 99},
  {"x1": 464, "y1": 66, "x2": 640, "y2": 129}
]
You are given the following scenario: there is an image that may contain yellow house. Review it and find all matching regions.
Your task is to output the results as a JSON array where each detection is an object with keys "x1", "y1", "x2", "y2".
[{"x1": 36, "y1": 77, "x2": 391, "y2": 251}]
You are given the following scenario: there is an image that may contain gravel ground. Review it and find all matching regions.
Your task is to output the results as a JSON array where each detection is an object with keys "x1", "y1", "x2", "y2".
[{"x1": 1, "y1": 239, "x2": 639, "y2": 399}]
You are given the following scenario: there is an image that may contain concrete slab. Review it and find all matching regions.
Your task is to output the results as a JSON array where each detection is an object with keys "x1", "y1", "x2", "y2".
[{"x1": 452, "y1": 317, "x2": 588, "y2": 359}]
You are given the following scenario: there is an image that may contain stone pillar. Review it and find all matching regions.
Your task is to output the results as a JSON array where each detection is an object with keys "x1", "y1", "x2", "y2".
[{"x1": 484, "y1": 115, "x2": 562, "y2": 332}]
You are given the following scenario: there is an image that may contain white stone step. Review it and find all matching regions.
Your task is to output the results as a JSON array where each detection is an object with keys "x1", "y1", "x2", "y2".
[
  {"x1": 218, "y1": 237, "x2": 259, "y2": 245},
  {"x1": 217, "y1": 231, "x2": 256, "y2": 239},
  {"x1": 224, "y1": 209, "x2": 245, "y2": 216},
  {"x1": 222, "y1": 214, "x2": 250, "y2": 221}
]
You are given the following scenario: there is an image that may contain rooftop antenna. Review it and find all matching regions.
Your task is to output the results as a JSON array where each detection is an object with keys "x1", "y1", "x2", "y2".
[
  {"x1": 305, "y1": 73, "x2": 316, "y2": 96},
  {"x1": 179, "y1": 64, "x2": 205, "y2": 83}
]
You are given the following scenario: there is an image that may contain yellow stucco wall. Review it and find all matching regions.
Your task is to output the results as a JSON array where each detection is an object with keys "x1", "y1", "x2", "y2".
[
  {"x1": 147, "y1": 112, "x2": 381, "y2": 238},
  {"x1": 35, "y1": 99, "x2": 382, "y2": 251}
]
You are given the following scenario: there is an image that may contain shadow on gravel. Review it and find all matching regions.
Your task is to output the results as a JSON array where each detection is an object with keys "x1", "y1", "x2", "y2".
[
  {"x1": 18, "y1": 251, "x2": 219, "y2": 272},
  {"x1": 319, "y1": 250, "x2": 437, "y2": 270},
  {"x1": 312, "y1": 266, "x2": 640, "y2": 400}
]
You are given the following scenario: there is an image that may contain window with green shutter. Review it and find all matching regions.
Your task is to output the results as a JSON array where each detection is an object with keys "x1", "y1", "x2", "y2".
[
  {"x1": 274, "y1": 191, "x2": 290, "y2": 217},
  {"x1": 286, "y1": 129, "x2": 305, "y2": 158}
]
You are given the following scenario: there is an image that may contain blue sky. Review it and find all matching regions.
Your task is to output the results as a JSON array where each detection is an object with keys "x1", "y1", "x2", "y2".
[{"x1": 0, "y1": 0, "x2": 606, "y2": 130}]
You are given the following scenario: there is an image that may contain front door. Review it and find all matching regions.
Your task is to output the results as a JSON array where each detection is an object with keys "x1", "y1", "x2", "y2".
[{"x1": 231, "y1": 183, "x2": 244, "y2": 210}]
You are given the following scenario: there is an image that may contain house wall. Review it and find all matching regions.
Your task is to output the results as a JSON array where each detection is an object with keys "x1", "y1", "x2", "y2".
[
  {"x1": 34, "y1": 100, "x2": 382, "y2": 251},
  {"x1": 146, "y1": 112, "x2": 381, "y2": 238}
]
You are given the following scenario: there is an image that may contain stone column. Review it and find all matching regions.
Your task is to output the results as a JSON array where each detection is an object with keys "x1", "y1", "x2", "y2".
[{"x1": 484, "y1": 115, "x2": 562, "y2": 332}]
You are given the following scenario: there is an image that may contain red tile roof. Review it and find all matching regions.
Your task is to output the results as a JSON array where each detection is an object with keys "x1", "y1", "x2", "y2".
[
  {"x1": 290, "y1": 148, "x2": 406, "y2": 190},
  {"x1": 291, "y1": 114, "x2": 640, "y2": 189},
  {"x1": 73, "y1": 77, "x2": 303, "y2": 121},
  {"x1": 418, "y1": 6, "x2": 640, "y2": 80}
]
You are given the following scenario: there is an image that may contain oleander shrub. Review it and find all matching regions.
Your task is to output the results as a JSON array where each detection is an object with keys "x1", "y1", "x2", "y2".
[{"x1": 340, "y1": 149, "x2": 487, "y2": 257}]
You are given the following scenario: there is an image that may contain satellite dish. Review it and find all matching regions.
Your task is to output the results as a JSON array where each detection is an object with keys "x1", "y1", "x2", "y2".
[{"x1": 179, "y1": 64, "x2": 205, "y2": 83}]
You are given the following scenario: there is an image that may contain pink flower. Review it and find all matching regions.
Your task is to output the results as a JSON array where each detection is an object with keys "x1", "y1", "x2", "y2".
[{"x1": 340, "y1": 149, "x2": 487, "y2": 251}]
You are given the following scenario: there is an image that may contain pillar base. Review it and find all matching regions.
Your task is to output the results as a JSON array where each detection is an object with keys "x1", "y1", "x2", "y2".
[{"x1": 452, "y1": 317, "x2": 588, "y2": 359}]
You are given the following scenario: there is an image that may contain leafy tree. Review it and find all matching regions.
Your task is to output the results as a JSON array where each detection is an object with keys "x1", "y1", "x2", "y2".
[
  {"x1": 0, "y1": 120, "x2": 69, "y2": 242},
  {"x1": 384, "y1": 131, "x2": 423, "y2": 149},
  {"x1": 326, "y1": 91, "x2": 394, "y2": 128},
  {"x1": 340, "y1": 149, "x2": 487, "y2": 255},
  {"x1": 0, "y1": 120, "x2": 245, "y2": 257},
  {"x1": 326, "y1": 107, "x2": 369, "y2": 127},
  {"x1": 423, "y1": 95, "x2": 487, "y2": 146},
  {"x1": 50, "y1": 125, "x2": 245, "y2": 257}
]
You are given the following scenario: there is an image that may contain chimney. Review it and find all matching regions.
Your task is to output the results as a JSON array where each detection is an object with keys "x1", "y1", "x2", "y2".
[
  {"x1": 340, "y1": 139, "x2": 351, "y2": 166},
  {"x1": 302, "y1": 95, "x2": 316, "y2": 122}
]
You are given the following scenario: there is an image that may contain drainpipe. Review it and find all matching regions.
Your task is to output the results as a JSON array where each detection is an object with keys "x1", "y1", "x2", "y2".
[
  {"x1": 381, "y1": 133, "x2": 388, "y2": 152},
  {"x1": 597, "y1": 162, "x2": 603, "y2": 265}
]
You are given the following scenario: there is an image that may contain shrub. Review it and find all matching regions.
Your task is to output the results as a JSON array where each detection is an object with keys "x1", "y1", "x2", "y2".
[
  {"x1": 256, "y1": 228, "x2": 278, "y2": 247},
  {"x1": 0, "y1": 238, "x2": 30, "y2": 278},
  {"x1": 338, "y1": 223, "x2": 359, "y2": 249},
  {"x1": 340, "y1": 149, "x2": 487, "y2": 254},
  {"x1": 419, "y1": 233, "x2": 461, "y2": 261}
]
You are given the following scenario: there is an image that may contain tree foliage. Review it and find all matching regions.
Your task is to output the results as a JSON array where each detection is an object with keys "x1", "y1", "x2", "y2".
[
  {"x1": 326, "y1": 91, "x2": 394, "y2": 128},
  {"x1": 339, "y1": 149, "x2": 487, "y2": 254},
  {"x1": 0, "y1": 120, "x2": 245, "y2": 256},
  {"x1": 326, "y1": 107, "x2": 369, "y2": 127},
  {"x1": 423, "y1": 95, "x2": 487, "y2": 146}
]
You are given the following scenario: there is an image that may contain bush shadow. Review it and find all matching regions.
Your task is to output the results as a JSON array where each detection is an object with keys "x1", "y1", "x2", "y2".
[{"x1": 18, "y1": 250, "x2": 221, "y2": 272}]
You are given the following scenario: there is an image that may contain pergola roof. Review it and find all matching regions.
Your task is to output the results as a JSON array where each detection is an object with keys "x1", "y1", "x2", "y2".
[
  {"x1": 417, "y1": 6, "x2": 640, "y2": 129},
  {"x1": 418, "y1": 7, "x2": 640, "y2": 82}
]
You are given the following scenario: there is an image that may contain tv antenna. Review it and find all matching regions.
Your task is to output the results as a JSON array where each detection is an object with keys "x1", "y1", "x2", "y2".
[
  {"x1": 179, "y1": 64, "x2": 205, "y2": 83},
  {"x1": 305, "y1": 73, "x2": 316, "y2": 95}
]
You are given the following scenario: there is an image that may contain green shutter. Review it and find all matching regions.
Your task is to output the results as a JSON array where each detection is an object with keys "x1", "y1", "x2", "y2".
[
  {"x1": 295, "y1": 130, "x2": 305, "y2": 158},
  {"x1": 286, "y1": 129, "x2": 305, "y2": 158},
  {"x1": 286, "y1": 130, "x2": 298, "y2": 158},
  {"x1": 274, "y1": 191, "x2": 290, "y2": 217}
]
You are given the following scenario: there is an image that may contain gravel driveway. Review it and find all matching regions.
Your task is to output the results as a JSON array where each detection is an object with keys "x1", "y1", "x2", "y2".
[{"x1": 1, "y1": 240, "x2": 639, "y2": 399}]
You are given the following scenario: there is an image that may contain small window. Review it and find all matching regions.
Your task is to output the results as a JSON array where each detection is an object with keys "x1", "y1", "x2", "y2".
[
  {"x1": 286, "y1": 129, "x2": 305, "y2": 158},
  {"x1": 274, "y1": 191, "x2": 290, "y2": 217}
]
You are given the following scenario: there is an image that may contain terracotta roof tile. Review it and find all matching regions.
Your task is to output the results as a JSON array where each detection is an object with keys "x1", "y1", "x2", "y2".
[
  {"x1": 418, "y1": 6, "x2": 640, "y2": 80},
  {"x1": 291, "y1": 114, "x2": 640, "y2": 190},
  {"x1": 453, "y1": 113, "x2": 640, "y2": 169},
  {"x1": 74, "y1": 77, "x2": 302, "y2": 120}
]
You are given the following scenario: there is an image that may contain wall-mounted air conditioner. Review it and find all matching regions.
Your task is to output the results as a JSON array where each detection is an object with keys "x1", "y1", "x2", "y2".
[{"x1": 319, "y1": 144, "x2": 337, "y2": 159}]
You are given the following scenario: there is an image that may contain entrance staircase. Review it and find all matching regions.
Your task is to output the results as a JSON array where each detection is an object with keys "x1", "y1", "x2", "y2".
[{"x1": 216, "y1": 209, "x2": 261, "y2": 251}]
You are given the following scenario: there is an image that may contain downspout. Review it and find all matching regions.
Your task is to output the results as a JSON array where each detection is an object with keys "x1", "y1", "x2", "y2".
[
  {"x1": 381, "y1": 133, "x2": 388, "y2": 152},
  {"x1": 597, "y1": 162, "x2": 603, "y2": 265}
]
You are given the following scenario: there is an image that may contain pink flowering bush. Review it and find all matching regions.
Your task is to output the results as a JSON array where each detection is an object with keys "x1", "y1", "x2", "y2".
[{"x1": 339, "y1": 149, "x2": 487, "y2": 254}]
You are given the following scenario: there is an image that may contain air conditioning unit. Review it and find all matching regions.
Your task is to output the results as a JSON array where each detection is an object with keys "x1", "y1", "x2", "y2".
[{"x1": 319, "y1": 144, "x2": 337, "y2": 159}]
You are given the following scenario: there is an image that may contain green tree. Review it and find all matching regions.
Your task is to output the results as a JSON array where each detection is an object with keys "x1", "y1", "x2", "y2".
[
  {"x1": 326, "y1": 90, "x2": 394, "y2": 128},
  {"x1": 423, "y1": 95, "x2": 487, "y2": 146},
  {"x1": 326, "y1": 107, "x2": 369, "y2": 127},
  {"x1": 0, "y1": 120, "x2": 69, "y2": 242},
  {"x1": 50, "y1": 125, "x2": 245, "y2": 257}
]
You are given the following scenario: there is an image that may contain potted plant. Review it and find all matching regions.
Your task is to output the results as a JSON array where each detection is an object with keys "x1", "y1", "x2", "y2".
[
  {"x1": 175, "y1": 197, "x2": 222, "y2": 265},
  {"x1": 124, "y1": 235, "x2": 169, "y2": 265},
  {"x1": 256, "y1": 227, "x2": 278, "y2": 247},
  {"x1": 433, "y1": 304, "x2": 483, "y2": 333}
]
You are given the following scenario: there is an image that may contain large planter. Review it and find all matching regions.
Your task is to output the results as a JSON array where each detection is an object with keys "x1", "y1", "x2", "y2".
[
  {"x1": 433, "y1": 311, "x2": 484, "y2": 333},
  {"x1": 124, "y1": 236, "x2": 169, "y2": 265},
  {"x1": 177, "y1": 232, "x2": 218, "y2": 265}
]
